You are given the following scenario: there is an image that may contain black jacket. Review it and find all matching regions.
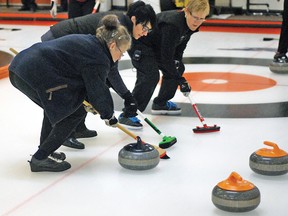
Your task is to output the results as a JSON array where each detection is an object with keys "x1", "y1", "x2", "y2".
[
  {"x1": 50, "y1": 11, "x2": 133, "y2": 39},
  {"x1": 9, "y1": 34, "x2": 115, "y2": 125},
  {"x1": 48, "y1": 11, "x2": 133, "y2": 98},
  {"x1": 141, "y1": 10, "x2": 199, "y2": 80}
]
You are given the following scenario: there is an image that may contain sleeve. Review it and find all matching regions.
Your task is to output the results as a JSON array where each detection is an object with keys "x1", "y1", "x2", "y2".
[
  {"x1": 107, "y1": 62, "x2": 130, "y2": 98},
  {"x1": 82, "y1": 64, "x2": 114, "y2": 120},
  {"x1": 174, "y1": 33, "x2": 191, "y2": 61},
  {"x1": 50, "y1": 18, "x2": 78, "y2": 38},
  {"x1": 159, "y1": 24, "x2": 183, "y2": 81}
]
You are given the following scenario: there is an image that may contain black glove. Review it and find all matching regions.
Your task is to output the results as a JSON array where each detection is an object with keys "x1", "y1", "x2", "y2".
[
  {"x1": 104, "y1": 114, "x2": 118, "y2": 127},
  {"x1": 179, "y1": 77, "x2": 191, "y2": 97},
  {"x1": 122, "y1": 91, "x2": 138, "y2": 117}
]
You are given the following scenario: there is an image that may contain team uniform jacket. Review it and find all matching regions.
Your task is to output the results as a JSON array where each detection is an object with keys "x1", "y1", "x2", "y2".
[
  {"x1": 9, "y1": 34, "x2": 115, "y2": 125},
  {"x1": 140, "y1": 10, "x2": 199, "y2": 80},
  {"x1": 50, "y1": 11, "x2": 133, "y2": 39},
  {"x1": 48, "y1": 12, "x2": 133, "y2": 98}
]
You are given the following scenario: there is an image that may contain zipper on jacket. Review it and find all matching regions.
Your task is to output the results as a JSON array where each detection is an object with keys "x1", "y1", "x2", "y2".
[{"x1": 46, "y1": 84, "x2": 68, "y2": 100}]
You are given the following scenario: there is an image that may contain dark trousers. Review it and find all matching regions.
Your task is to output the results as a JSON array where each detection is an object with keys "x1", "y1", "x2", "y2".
[
  {"x1": 128, "y1": 40, "x2": 184, "y2": 111},
  {"x1": 20, "y1": 0, "x2": 36, "y2": 8},
  {"x1": 9, "y1": 71, "x2": 86, "y2": 159},
  {"x1": 68, "y1": 0, "x2": 95, "y2": 19},
  {"x1": 278, "y1": 0, "x2": 288, "y2": 54}
]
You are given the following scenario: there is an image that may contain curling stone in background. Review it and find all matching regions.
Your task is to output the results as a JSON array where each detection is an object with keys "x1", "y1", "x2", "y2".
[
  {"x1": 0, "y1": 51, "x2": 14, "y2": 79},
  {"x1": 118, "y1": 136, "x2": 160, "y2": 170},
  {"x1": 249, "y1": 141, "x2": 288, "y2": 176},
  {"x1": 269, "y1": 60, "x2": 288, "y2": 74},
  {"x1": 212, "y1": 172, "x2": 261, "y2": 212}
]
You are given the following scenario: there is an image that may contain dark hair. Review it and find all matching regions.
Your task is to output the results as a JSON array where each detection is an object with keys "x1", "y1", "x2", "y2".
[
  {"x1": 96, "y1": 15, "x2": 131, "y2": 49},
  {"x1": 126, "y1": 1, "x2": 156, "y2": 27}
]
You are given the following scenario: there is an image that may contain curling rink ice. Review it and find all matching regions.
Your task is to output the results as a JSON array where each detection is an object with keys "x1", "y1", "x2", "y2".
[{"x1": 0, "y1": 23, "x2": 288, "y2": 216}]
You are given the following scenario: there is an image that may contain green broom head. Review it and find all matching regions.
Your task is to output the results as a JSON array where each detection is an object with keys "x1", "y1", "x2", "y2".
[{"x1": 159, "y1": 136, "x2": 177, "y2": 149}]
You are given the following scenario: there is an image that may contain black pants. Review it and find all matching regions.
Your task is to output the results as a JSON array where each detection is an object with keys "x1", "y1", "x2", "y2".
[
  {"x1": 277, "y1": 0, "x2": 288, "y2": 54},
  {"x1": 128, "y1": 40, "x2": 185, "y2": 111},
  {"x1": 68, "y1": 0, "x2": 96, "y2": 19},
  {"x1": 20, "y1": 0, "x2": 36, "y2": 8},
  {"x1": 9, "y1": 71, "x2": 86, "y2": 159}
]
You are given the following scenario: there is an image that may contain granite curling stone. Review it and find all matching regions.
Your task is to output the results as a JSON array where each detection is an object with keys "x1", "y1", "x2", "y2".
[
  {"x1": 212, "y1": 172, "x2": 261, "y2": 212},
  {"x1": 269, "y1": 61, "x2": 288, "y2": 74},
  {"x1": 249, "y1": 141, "x2": 288, "y2": 176},
  {"x1": 118, "y1": 136, "x2": 160, "y2": 170}
]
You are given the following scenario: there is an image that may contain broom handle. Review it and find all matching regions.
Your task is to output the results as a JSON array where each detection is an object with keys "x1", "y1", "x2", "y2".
[
  {"x1": 116, "y1": 123, "x2": 137, "y2": 139},
  {"x1": 188, "y1": 94, "x2": 207, "y2": 126},
  {"x1": 92, "y1": 0, "x2": 100, "y2": 13},
  {"x1": 136, "y1": 110, "x2": 164, "y2": 136},
  {"x1": 9, "y1": 48, "x2": 18, "y2": 55}
]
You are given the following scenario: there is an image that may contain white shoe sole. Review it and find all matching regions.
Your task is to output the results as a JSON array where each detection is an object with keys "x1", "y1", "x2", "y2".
[
  {"x1": 119, "y1": 123, "x2": 143, "y2": 130},
  {"x1": 151, "y1": 109, "x2": 182, "y2": 115}
]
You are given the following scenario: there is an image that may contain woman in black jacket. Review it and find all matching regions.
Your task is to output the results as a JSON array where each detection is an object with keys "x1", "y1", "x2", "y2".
[
  {"x1": 41, "y1": 1, "x2": 156, "y2": 146},
  {"x1": 128, "y1": 0, "x2": 210, "y2": 115},
  {"x1": 9, "y1": 15, "x2": 131, "y2": 172}
]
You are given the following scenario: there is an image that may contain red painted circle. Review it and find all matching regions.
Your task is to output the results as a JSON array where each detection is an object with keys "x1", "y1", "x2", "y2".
[{"x1": 182, "y1": 72, "x2": 277, "y2": 92}]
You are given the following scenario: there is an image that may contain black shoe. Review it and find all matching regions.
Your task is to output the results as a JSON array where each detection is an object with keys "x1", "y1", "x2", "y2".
[
  {"x1": 151, "y1": 101, "x2": 181, "y2": 115},
  {"x1": 118, "y1": 113, "x2": 143, "y2": 130},
  {"x1": 18, "y1": 6, "x2": 30, "y2": 11},
  {"x1": 269, "y1": 53, "x2": 288, "y2": 73},
  {"x1": 74, "y1": 129, "x2": 97, "y2": 139},
  {"x1": 63, "y1": 138, "x2": 85, "y2": 149},
  {"x1": 273, "y1": 53, "x2": 288, "y2": 63},
  {"x1": 50, "y1": 152, "x2": 66, "y2": 161},
  {"x1": 29, "y1": 156, "x2": 71, "y2": 172}
]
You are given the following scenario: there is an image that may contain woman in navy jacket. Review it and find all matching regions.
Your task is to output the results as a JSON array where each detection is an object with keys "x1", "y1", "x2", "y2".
[
  {"x1": 9, "y1": 15, "x2": 131, "y2": 172},
  {"x1": 41, "y1": 1, "x2": 156, "y2": 146}
]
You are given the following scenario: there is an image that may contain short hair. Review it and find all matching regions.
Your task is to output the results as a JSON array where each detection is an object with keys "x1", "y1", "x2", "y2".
[
  {"x1": 186, "y1": 0, "x2": 210, "y2": 15},
  {"x1": 126, "y1": 1, "x2": 156, "y2": 27}
]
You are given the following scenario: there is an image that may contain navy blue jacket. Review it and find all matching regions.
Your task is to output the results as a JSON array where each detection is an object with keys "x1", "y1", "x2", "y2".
[
  {"x1": 9, "y1": 34, "x2": 115, "y2": 125},
  {"x1": 47, "y1": 11, "x2": 133, "y2": 98}
]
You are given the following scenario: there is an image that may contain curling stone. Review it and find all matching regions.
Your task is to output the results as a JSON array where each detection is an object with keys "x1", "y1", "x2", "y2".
[
  {"x1": 118, "y1": 136, "x2": 160, "y2": 170},
  {"x1": 212, "y1": 172, "x2": 261, "y2": 212},
  {"x1": 269, "y1": 61, "x2": 288, "y2": 74},
  {"x1": 249, "y1": 141, "x2": 288, "y2": 176}
]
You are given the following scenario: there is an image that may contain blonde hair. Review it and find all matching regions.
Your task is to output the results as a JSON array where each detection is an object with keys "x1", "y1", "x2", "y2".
[
  {"x1": 96, "y1": 14, "x2": 132, "y2": 50},
  {"x1": 186, "y1": 0, "x2": 210, "y2": 15}
]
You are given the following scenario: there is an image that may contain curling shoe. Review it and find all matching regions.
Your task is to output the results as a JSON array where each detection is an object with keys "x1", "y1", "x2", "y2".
[
  {"x1": 29, "y1": 156, "x2": 71, "y2": 172},
  {"x1": 63, "y1": 138, "x2": 85, "y2": 149},
  {"x1": 74, "y1": 129, "x2": 97, "y2": 139},
  {"x1": 118, "y1": 113, "x2": 143, "y2": 130},
  {"x1": 151, "y1": 101, "x2": 181, "y2": 115}
]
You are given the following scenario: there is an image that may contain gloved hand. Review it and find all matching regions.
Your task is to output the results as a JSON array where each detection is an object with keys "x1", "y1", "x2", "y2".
[
  {"x1": 104, "y1": 114, "x2": 118, "y2": 127},
  {"x1": 50, "y1": 0, "x2": 57, "y2": 18},
  {"x1": 122, "y1": 91, "x2": 138, "y2": 117},
  {"x1": 179, "y1": 77, "x2": 191, "y2": 97}
]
